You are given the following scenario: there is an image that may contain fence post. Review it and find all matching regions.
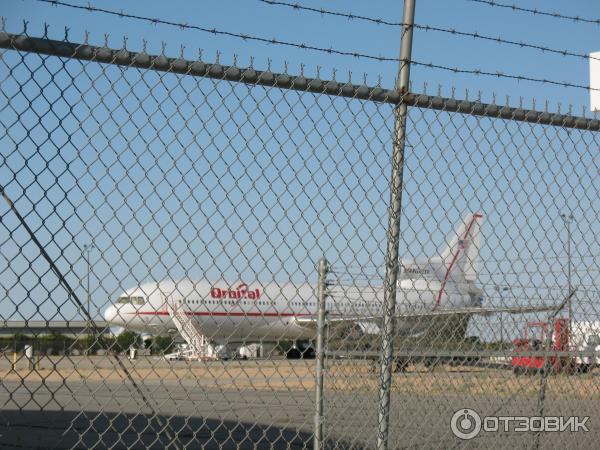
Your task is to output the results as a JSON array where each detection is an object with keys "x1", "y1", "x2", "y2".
[
  {"x1": 314, "y1": 257, "x2": 328, "y2": 450},
  {"x1": 534, "y1": 289, "x2": 576, "y2": 450},
  {"x1": 377, "y1": 1, "x2": 416, "y2": 449}
]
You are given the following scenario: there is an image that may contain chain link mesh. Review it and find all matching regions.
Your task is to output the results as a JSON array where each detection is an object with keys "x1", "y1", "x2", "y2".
[{"x1": 1, "y1": 30, "x2": 600, "y2": 449}]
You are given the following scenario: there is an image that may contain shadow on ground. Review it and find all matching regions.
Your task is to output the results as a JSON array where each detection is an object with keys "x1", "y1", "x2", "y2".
[{"x1": 0, "y1": 409, "x2": 359, "y2": 450}]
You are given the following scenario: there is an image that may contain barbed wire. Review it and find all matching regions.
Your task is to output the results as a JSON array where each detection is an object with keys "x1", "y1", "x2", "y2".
[
  {"x1": 329, "y1": 273, "x2": 600, "y2": 296},
  {"x1": 33, "y1": 0, "x2": 599, "y2": 92},
  {"x1": 33, "y1": 0, "x2": 398, "y2": 62},
  {"x1": 416, "y1": 24, "x2": 600, "y2": 63},
  {"x1": 331, "y1": 271, "x2": 591, "y2": 282},
  {"x1": 332, "y1": 253, "x2": 600, "y2": 273},
  {"x1": 332, "y1": 269, "x2": 600, "y2": 285},
  {"x1": 409, "y1": 60, "x2": 595, "y2": 91},
  {"x1": 467, "y1": 0, "x2": 600, "y2": 25},
  {"x1": 331, "y1": 254, "x2": 600, "y2": 270},
  {"x1": 258, "y1": 0, "x2": 600, "y2": 63},
  {"x1": 257, "y1": 0, "x2": 403, "y2": 27}
]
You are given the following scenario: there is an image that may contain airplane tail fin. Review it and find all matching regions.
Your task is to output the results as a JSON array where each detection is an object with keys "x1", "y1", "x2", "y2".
[{"x1": 437, "y1": 213, "x2": 483, "y2": 283}]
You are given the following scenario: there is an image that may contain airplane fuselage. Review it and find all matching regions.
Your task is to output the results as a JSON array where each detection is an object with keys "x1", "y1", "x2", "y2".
[
  {"x1": 103, "y1": 278, "x2": 477, "y2": 342},
  {"x1": 104, "y1": 213, "x2": 484, "y2": 343}
]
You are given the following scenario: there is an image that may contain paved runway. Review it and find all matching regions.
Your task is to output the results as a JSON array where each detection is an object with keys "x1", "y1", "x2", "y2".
[{"x1": 0, "y1": 358, "x2": 599, "y2": 449}]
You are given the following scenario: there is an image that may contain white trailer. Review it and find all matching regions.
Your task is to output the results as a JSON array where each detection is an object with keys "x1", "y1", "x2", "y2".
[{"x1": 573, "y1": 321, "x2": 600, "y2": 372}]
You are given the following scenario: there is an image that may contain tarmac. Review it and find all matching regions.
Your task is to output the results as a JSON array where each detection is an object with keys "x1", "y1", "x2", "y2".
[{"x1": 0, "y1": 356, "x2": 599, "y2": 449}]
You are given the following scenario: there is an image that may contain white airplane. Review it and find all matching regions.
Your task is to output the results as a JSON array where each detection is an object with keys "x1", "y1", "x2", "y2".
[{"x1": 103, "y1": 213, "x2": 559, "y2": 346}]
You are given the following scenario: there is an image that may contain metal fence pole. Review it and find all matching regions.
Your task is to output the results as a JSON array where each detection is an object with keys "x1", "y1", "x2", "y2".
[
  {"x1": 534, "y1": 289, "x2": 576, "y2": 450},
  {"x1": 377, "y1": 1, "x2": 416, "y2": 449},
  {"x1": 314, "y1": 257, "x2": 328, "y2": 450}
]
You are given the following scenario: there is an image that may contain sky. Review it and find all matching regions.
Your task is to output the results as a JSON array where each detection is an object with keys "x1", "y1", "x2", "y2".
[
  {"x1": 1, "y1": 0, "x2": 599, "y2": 113},
  {"x1": 1, "y1": 0, "x2": 600, "y2": 342}
]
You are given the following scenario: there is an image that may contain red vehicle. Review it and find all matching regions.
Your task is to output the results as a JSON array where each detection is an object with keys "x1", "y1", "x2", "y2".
[{"x1": 512, "y1": 318, "x2": 573, "y2": 375}]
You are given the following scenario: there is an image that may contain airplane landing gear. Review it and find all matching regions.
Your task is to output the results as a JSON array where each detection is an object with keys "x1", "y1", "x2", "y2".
[{"x1": 285, "y1": 340, "x2": 315, "y2": 359}]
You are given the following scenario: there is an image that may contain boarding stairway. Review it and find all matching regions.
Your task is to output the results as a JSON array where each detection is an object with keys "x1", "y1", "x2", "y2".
[{"x1": 165, "y1": 297, "x2": 216, "y2": 360}]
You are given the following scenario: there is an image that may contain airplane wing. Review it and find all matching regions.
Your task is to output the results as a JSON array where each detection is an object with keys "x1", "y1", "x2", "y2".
[
  {"x1": 296, "y1": 290, "x2": 575, "y2": 330},
  {"x1": 295, "y1": 303, "x2": 562, "y2": 325},
  {"x1": 396, "y1": 304, "x2": 565, "y2": 317}
]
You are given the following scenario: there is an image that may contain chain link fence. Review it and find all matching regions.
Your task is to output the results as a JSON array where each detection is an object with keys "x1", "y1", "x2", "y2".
[{"x1": 1, "y1": 28, "x2": 600, "y2": 449}]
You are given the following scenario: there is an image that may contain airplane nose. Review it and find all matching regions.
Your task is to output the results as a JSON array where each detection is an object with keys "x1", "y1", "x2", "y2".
[{"x1": 103, "y1": 305, "x2": 117, "y2": 324}]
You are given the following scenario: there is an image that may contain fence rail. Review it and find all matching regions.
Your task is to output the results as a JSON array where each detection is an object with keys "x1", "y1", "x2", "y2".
[{"x1": 1, "y1": 31, "x2": 599, "y2": 131}]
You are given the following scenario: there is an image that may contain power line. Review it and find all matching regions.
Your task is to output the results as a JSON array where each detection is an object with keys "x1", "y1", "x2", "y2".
[
  {"x1": 467, "y1": 0, "x2": 600, "y2": 26},
  {"x1": 259, "y1": 0, "x2": 600, "y2": 63},
  {"x1": 35, "y1": 0, "x2": 600, "y2": 93}
]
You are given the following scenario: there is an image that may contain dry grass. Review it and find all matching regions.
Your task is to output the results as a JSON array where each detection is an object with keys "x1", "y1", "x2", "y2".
[{"x1": 1, "y1": 358, "x2": 599, "y2": 398}]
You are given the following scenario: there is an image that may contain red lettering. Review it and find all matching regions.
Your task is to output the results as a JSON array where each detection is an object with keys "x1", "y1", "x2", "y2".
[{"x1": 211, "y1": 284, "x2": 261, "y2": 301}]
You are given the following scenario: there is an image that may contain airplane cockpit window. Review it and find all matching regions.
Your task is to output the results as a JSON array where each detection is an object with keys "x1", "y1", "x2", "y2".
[{"x1": 117, "y1": 296, "x2": 145, "y2": 305}]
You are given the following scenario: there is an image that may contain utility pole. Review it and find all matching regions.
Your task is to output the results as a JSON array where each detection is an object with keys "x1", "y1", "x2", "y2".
[
  {"x1": 495, "y1": 285, "x2": 509, "y2": 345},
  {"x1": 82, "y1": 243, "x2": 95, "y2": 340},
  {"x1": 377, "y1": 1, "x2": 416, "y2": 450}
]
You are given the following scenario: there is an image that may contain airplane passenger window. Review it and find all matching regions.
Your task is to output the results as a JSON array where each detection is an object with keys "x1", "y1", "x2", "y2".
[{"x1": 117, "y1": 296, "x2": 145, "y2": 305}]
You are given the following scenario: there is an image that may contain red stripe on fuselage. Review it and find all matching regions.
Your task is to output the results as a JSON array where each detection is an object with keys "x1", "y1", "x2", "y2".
[
  {"x1": 432, "y1": 215, "x2": 480, "y2": 310},
  {"x1": 130, "y1": 311, "x2": 312, "y2": 317}
]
